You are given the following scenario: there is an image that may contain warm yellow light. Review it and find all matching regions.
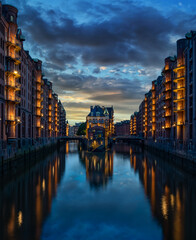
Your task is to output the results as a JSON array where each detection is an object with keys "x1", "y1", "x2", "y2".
[
  {"x1": 18, "y1": 211, "x2": 23, "y2": 227},
  {"x1": 14, "y1": 70, "x2": 18, "y2": 74},
  {"x1": 42, "y1": 179, "x2": 45, "y2": 192}
]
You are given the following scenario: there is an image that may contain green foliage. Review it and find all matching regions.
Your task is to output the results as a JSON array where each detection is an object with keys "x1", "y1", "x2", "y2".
[{"x1": 76, "y1": 122, "x2": 86, "y2": 136}]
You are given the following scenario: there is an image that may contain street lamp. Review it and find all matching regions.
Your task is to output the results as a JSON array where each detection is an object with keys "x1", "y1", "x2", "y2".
[{"x1": 5, "y1": 116, "x2": 21, "y2": 144}]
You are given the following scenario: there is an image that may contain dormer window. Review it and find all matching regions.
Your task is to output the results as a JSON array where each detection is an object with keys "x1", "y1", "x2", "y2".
[{"x1": 10, "y1": 15, "x2": 14, "y2": 22}]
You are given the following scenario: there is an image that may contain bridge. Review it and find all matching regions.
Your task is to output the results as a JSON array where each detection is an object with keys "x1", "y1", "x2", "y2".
[
  {"x1": 59, "y1": 135, "x2": 143, "y2": 143},
  {"x1": 60, "y1": 136, "x2": 87, "y2": 140},
  {"x1": 59, "y1": 136, "x2": 87, "y2": 141},
  {"x1": 110, "y1": 136, "x2": 144, "y2": 144},
  {"x1": 58, "y1": 135, "x2": 144, "y2": 150}
]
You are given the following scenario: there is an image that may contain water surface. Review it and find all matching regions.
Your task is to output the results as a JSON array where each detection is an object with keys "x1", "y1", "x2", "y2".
[{"x1": 0, "y1": 142, "x2": 196, "y2": 240}]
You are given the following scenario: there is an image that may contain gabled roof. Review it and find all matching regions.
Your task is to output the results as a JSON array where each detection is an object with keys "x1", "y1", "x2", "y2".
[{"x1": 88, "y1": 105, "x2": 114, "y2": 118}]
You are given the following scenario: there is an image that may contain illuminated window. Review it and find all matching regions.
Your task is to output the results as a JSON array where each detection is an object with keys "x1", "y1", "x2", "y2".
[{"x1": 10, "y1": 15, "x2": 14, "y2": 22}]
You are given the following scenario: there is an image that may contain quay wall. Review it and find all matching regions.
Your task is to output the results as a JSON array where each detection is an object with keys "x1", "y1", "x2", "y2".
[
  {"x1": 0, "y1": 139, "x2": 63, "y2": 177},
  {"x1": 143, "y1": 140, "x2": 196, "y2": 174}
]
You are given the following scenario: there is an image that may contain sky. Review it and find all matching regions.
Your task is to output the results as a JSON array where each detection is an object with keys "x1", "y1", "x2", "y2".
[{"x1": 2, "y1": 0, "x2": 196, "y2": 124}]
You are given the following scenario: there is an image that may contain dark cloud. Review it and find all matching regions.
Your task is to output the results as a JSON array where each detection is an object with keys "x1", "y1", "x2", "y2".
[
  {"x1": 93, "y1": 67, "x2": 100, "y2": 74},
  {"x1": 5, "y1": 0, "x2": 196, "y2": 122},
  {"x1": 17, "y1": 1, "x2": 196, "y2": 68},
  {"x1": 47, "y1": 70, "x2": 145, "y2": 101}
]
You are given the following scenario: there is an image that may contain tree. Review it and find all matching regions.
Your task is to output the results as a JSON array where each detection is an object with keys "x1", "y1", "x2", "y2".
[{"x1": 76, "y1": 122, "x2": 86, "y2": 136}]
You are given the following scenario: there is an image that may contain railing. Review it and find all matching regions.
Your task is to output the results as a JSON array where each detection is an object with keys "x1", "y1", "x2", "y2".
[
  {"x1": 5, "y1": 80, "x2": 21, "y2": 89},
  {"x1": 5, "y1": 66, "x2": 20, "y2": 77},
  {"x1": 5, "y1": 115, "x2": 15, "y2": 121},
  {"x1": 6, "y1": 95, "x2": 21, "y2": 103},
  {"x1": 173, "y1": 96, "x2": 184, "y2": 101},
  {"x1": 173, "y1": 107, "x2": 184, "y2": 112}
]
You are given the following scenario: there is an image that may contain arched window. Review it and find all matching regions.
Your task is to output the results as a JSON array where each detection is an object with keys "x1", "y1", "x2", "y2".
[{"x1": 10, "y1": 15, "x2": 14, "y2": 22}]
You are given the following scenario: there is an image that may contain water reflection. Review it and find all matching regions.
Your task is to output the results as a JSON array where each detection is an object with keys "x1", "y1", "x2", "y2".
[
  {"x1": 0, "y1": 148, "x2": 66, "y2": 240},
  {"x1": 79, "y1": 151, "x2": 113, "y2": 188},
  {"x1": 0, "y1": 142, "x2": 196, "y2": 240},
  {"x1": 129, "y1": 144, "x2": 196, "y2": 240}
]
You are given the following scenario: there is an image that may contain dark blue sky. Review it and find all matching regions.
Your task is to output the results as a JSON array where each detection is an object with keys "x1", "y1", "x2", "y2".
[{"x1": 3, "y1": 0, "x2": 196, "y2": 124}]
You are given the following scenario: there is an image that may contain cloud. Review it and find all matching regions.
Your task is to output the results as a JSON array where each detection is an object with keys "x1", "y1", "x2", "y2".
[
  {"x1": 17, "y1": 1, "x2": 196, "y2": 68},
  {"x1": 93, "y1": 67, "x2": 101, "y2": 74},
  {"x1": 6, "y1": 0, "x2": 196, "y2": 123}
]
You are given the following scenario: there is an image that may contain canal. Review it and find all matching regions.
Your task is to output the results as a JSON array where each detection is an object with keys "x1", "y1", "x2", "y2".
[{"x1": 0, "y1": 142, "x2": 196, "y2": 240}]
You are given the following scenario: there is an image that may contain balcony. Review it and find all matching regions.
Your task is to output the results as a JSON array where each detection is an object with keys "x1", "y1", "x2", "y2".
[
  {"x1": 6, "y1": 37, "x2": 20, "y2": 48},
  {"x1": 36, "y1": 104, "x2": 43, "y2": 109},
  {"x1": 165, "y1": 111, "x2": 171, "y2": 117},
  {"x1": 173, "y1": 76, "x2": 185, "y2": 83},
  {"x1": 36, "y1": 94, "x2": 43, "y2": 101},
  {"x1": 173, "y1": 97, "x2": 185, "y2": 102},
  {"x1": 5, "y1": 80, "x2": 21, "y2": 91},
  {"x1": 36, "y1": 83, "x2": 42, "y2": 91},
  {"x1": 164, "y1": 95, "x2": 172, "y2": 101},
  {"x1": 6, "y1": 95, "x2": 21, "y2": 103},
  {"x1": 6, "y1": 54, "x2": 21, "y2": 65},
  {"x1": 163, "y1": 88, "x2": 171, "y2": 93},
  {"x1": 173, "y1": 107, "x2": 185, "y2": 112},
  {"x1": 5, "y1": 66, "x2": 21, "y2": 78},
  {"x1": 5, "y1": 115, "x2": 15, "y2": 121},
  {"x1": 164, "y1": 78, "x2": 172, "y2": 84},
  {"x1": 173, "y1": 85, "x2": 185, "y2": 92},
  {"x1": 173, "y1": 65, "x2": 185, "y2": 72},
  {"x1": 177, "y1": 121, "x2": 185, "y2": 126}
]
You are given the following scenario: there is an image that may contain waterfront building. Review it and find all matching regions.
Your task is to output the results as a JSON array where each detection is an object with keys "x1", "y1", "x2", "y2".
[
  {"x1": 137, "y1": 100, "x2": 145, "y2": 137},
  {"x1": 130, "y1": 112, "x2": 138, "y2": 136},
  {"x1": 155, "y1": 76, "x2": 165, "y2": 141},
  {"x1": 4, "y1": 4, "x2": 22, "y2": 147},
  {"x1": 34, "y1": 59, "x2": 43, "y2": 140},
  {"x1": 86, "y1": 105, "x2": 114, "y2": 139},
  {"x1": 173, "y1": 39, "x2": 187, "y2": 143},
  {"x1": 65, "y1": 120, "x2": 69, "y2": 136},
  {"x1": 0, "y1": 4, "x2": 66, "y2": 157},
  {"x1": 162, "y1": 57, "x2": 176, "y2": 142},
  {"x1": 0, "y1": 5, "x2": 6, "y2": 151},
  {"x1": 130, "y1": 31, "x2": 196, "y2": 151},
  {"x1": 58, "y1": 101, "x2": 66, "y2": 137},
  {"x1": 184, "y1": 31, "x2": 196, "y2": 150},
  {"x1": 115, "y1": 120, "x2": 130, "y2": 136}
]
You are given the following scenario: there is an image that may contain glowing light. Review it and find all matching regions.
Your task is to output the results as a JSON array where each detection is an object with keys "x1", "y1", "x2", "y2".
[
  {"x1": 18, "y1": 211, "x2": 23, "y2": 227},
  {"x1": 170, "y1": 194, "x2": 175, "y2": 207},
  {"x1": 42, "y1": 179, "x2": 45, "y2": 192},
  {"x1": 161, "y1": 195, "x2": 168, "y2": 220}
]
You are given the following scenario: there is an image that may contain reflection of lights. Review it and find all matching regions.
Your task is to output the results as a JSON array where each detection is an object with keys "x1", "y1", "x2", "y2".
[
  {"x1": 170, "y1": 194, "x2": 175, "y2": 207},
  {"x1": 18, "y1": 211, "x2": 23, "y2": 227},
  {"x1": 130, "y1": 148, "x2": 132, "y2": 155},
  {"x1": 42, "y1": 179, "x2": 45, "y2": 192},
  {"x1": 161, "y1": 195, "x2": 168, "y2": 220},
  {"x1": 52, "y1": 166, "x2": 54, "y2": 176}
]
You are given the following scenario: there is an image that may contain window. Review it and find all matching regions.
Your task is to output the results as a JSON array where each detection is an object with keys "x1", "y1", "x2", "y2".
[{"x1": 10, "y1": 15, "x2": 14, "y2": 22}]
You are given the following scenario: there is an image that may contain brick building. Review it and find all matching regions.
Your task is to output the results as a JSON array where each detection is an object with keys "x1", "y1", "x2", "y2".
[{"x1": 0, "y1": 4, "x2": 66, "y2": 155}]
